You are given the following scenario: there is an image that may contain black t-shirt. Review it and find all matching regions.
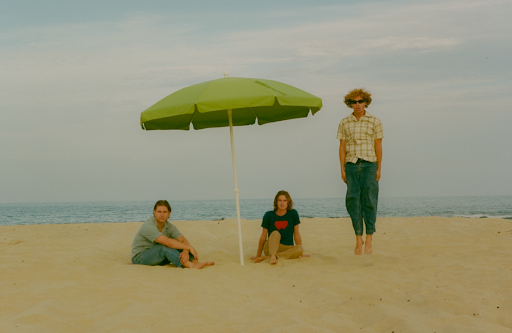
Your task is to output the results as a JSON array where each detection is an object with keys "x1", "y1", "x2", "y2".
[{"x1": 261, "y1": 209, "x2": 300, "y2": 246}]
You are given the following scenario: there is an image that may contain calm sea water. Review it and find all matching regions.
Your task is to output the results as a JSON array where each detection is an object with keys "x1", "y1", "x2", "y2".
[{"x1": 0, "y1": 196, "x2": 511, "y2": 226}]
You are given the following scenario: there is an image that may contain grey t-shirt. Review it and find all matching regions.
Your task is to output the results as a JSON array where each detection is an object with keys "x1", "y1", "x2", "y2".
[{"x1": 131, "y1": 217, "x2": 183, "y2": 259}]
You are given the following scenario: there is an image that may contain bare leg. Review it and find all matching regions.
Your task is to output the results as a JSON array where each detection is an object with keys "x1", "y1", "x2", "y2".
[
  {"x1": 354, "y1": 235, "x2": 364, "y2": 255},
  {"x1": 268, "y1": 231, "x2": 280, "y2": 256},
  {"x1": 364, "y1": 234, "x2": 373, "y2": 254},
  {"x1": 267, "y1": 231, "x2": 281, "y2": 265}
]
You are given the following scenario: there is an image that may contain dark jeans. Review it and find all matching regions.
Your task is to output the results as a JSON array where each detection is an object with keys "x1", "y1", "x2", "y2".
[
  {"x1": 132, "y1": 244, "x2": 194, "y2": 267},
  {"x1": 345, "y1": 159, "x2": 379, "y2": 236}
]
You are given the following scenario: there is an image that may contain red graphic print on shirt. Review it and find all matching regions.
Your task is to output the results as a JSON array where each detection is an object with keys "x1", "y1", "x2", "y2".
[{"x1": 275, "y1": 221, "x2": 288, "y2": 230}]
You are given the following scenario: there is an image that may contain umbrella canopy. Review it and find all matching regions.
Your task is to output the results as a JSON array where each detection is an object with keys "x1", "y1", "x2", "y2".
[
  {"x1": 140, "y1": 77, "x2": 322, "y2": 130},
  {"x1": 140, "y1": 76, "x2": 322, "y2": 266}
]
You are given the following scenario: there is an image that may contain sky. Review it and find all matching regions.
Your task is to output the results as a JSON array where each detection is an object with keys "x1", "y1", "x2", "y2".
[{"x1": 1, "y1": 0, "x2": 511, "y2": 203}]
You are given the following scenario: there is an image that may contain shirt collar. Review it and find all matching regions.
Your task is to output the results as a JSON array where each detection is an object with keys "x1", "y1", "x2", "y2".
[{"x1": 350, "y1": 111, "x2": 372, "y2": 121}]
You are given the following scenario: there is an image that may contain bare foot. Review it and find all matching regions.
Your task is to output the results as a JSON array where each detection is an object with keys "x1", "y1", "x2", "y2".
[
  {"x1": 254, "y1": 256, "x2": 269, "y2": 263},
  {"x1": 354, "y1": 241, "x2": 364, "y2": 255},
  {"x1": 364, "y1": 242, "x2": 373, "y2": 254},
  {"x1": 184, "y1": 261, "x2": 213, "y2": 269},
  {"x1": 269, "y1": 255, "x2": 278, "y2": 265},
  {"x1": 364, "y1": 234, "x2": 373, "y2": 254}
]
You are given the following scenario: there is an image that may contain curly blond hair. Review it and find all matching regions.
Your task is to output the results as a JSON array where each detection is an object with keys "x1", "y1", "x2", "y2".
[{"x1": 343, "y1": 88, "x2": 372, "y2": 108}]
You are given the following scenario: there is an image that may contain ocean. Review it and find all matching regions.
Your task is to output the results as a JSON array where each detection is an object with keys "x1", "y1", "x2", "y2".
[{"x1": 0, "y1": 196, "x2": 511, "y2": 226}]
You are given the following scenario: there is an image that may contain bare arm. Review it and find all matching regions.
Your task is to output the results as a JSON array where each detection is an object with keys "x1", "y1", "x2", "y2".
[
  {"x1": 339, "y1": 140, "x2": 347, "y2": 183},
  {"x1": 176, "y1": 235, "x2": 196, "y2": 263},
  {"x1": 250, "y1": 228, "x2": 268, "y2": 260},
  {"x1": 294, "y1": 224, "x2": 309, "y2": 257},
  {"x1": 154, "y1": 235, "x2": 198, "y2": 260},
  {"x1": 176, "y1": 235, "x2": 190, "y2": 246},
  {"x1": 293, "y1": 225, "x2": 302, "y2": 246},
  {"x1": 374, "y1": 138, "x2": 382, "y2": 181}
]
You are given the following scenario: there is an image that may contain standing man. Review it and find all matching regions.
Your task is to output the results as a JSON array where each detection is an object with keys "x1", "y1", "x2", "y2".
[
  {"x1": 337, "y1": 88, "x2": 383, "y2": 255},
  {"x1": 131, "y1": 200, "x2": 214, "y2": 269}
]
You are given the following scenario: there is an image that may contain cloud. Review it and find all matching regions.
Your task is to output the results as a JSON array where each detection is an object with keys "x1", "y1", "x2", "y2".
[{"x1": 0, "y1": 0, "x2": 511, "y2": 202}]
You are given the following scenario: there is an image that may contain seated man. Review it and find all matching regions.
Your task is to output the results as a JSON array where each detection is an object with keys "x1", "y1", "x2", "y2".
[
  {"x1": 131, "y1": 200, "x2": 214, "y2": 269},
  {"x1": 251, "y1": 191, "x2": 309, "y2": 265}
]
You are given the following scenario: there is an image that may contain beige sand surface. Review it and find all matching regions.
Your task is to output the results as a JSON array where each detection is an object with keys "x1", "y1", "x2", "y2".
[{"x1": 1, "y1": 217, "x2": 511, "y2": 332}]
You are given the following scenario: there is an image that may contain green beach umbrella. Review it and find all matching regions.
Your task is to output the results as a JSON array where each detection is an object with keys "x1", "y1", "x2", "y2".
[{"x1": 140, "y1": 74, "x2": 322, "y2": 265}]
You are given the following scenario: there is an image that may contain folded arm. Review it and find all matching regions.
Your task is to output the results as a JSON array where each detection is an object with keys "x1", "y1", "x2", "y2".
[{"x1": 154, "y1": 235, "x2": 198, "y2": 261}]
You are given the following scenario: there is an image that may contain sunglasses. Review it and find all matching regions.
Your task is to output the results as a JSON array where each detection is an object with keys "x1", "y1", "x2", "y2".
[{"x1": 349, "y1": 99, "x2": 365, "y2": 104}]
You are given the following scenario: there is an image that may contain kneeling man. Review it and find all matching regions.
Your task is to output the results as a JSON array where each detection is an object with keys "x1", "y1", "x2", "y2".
[
  {"x1": 251, "y1": 191, "x2": 309, "y2": 265},
  {"x1": 131, "y1": 200, "x2": 214, "y2": 269}
]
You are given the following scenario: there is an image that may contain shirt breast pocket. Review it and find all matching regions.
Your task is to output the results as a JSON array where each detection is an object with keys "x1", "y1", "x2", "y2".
[{"x1": 365, "y1": 123, "x2": 374, "y2": 137}]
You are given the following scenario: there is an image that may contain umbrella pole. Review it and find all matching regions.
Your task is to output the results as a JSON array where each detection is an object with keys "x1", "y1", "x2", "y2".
[{"x1": 227, "y1": 109, "x2": 245, "y2": 266}]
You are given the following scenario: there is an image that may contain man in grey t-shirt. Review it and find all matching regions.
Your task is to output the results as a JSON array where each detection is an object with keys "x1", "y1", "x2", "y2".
[{"x1": 131, "y1": 200, "x2": 214, "y2": 269}]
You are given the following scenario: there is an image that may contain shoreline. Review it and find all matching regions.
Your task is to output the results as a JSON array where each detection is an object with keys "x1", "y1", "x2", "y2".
[
  {"x1": 2, "y1": 196, "x2": 512, "y2": 226},
  {"x1": 1, "y1": 217, "x2": 511, "y2": 332},
  {"x1": 2, "y1": 214, "x2": 512, "y2": 228}
]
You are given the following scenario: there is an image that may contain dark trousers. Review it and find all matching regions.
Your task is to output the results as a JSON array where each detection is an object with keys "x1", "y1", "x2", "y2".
[
  {"x1": 132, "y1": 244, "x2": 194, "y2": 267},
  {"x1": 345, "y1": 159, "x2": 379, "y2": 236}
]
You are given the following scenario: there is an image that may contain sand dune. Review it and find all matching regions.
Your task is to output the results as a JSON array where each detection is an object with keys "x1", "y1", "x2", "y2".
[{"x1": 1, "y1": 217, "x2": 511, "y2": 332}]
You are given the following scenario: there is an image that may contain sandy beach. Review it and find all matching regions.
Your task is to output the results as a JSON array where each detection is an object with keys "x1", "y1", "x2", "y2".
[{"x1": 1, "y1": 217, "x2": 511, "y2": 332}]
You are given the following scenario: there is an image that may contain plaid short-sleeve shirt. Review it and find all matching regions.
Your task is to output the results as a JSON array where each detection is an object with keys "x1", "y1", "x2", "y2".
[{"x1": 337, "y1": 112, "x2": 383, "y2": 163}]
